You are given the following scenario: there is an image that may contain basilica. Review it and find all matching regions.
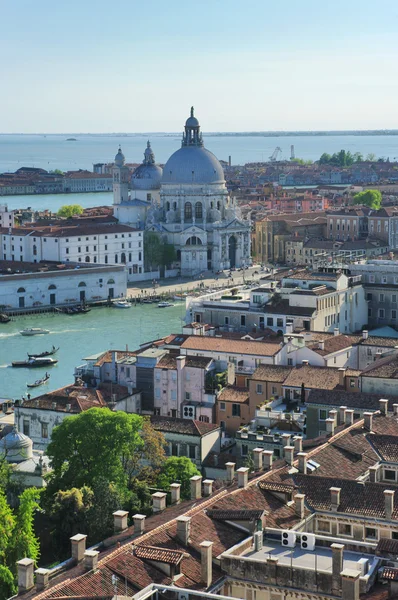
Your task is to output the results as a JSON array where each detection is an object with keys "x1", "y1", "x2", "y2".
[{"x1": 113, "y1": 108, "x2": 251, "y2": 276}]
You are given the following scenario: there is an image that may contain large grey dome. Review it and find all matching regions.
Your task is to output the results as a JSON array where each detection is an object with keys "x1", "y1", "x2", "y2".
[
  {"x1": 0, "y1": 426, "x2": 33, "y2": 463},
  {"x1": 162, "y1": 145, "x2": 225, "y2": 185}
]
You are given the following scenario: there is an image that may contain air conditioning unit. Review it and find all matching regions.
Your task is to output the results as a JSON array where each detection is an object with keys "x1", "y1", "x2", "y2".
[
  {"x1": 183, "y1": 405, "x2": 196, "y2": 419},
  {"x1": 300, "y1": 533, "x2": 316, "y2": 551},
  {"x1": 281, "y1": 530, "x2": 296, "y2": 548}
]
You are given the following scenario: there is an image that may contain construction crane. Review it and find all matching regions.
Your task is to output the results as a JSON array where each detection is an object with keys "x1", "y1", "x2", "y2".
[
  {"x1": 290, "y1": 145, "x2": 295, "y2": 160},
  {"x1": 269, "y1": 147, "x2": 282, "y2": 162}
]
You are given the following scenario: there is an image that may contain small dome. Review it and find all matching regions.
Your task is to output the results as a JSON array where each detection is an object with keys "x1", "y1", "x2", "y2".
[
  {"x1": 131, "y1": 141, "x2": 163, "y2": 190},
  {"x1": 185, "y1": 106, "x2": 199, "y2": 128},
  {"x1": 114, "y1": 146, "x2": 125, "y2": 167},
  {"x1": 0, "y1": 426, "x2": 33, "y2": 463}
]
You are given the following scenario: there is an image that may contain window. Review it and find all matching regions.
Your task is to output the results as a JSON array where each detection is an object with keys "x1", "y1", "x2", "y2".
[
  {"x1": 195, "y1": 202, "x2": 203, "y2": 219},
  {"x1": 199, "y1": 415, "x2": 209, "y2": 423},
  {"x1": 232, "y1": 403, "x2": 241, "y2": 417},
  {"x1": 317, "y1": 520, "x2": 331, "y2": 533},
  {"x1": 393, "y1": 310, "x2": 397, "y2": 320},
  {"x1": 365, "y1": 527, "x2": 377, "y2": 540},
  {"x1": 184, "y1": 202, "x2": 192, "y2": 220},
  {"x1": 393, "y1": 295, "x2": 397, "y2": 303},
  {"x1": 380, "y1": 293, "x2": 385, "y2": 302},
  {"x1": 23, "y1": 419, "x2": 30, "y2": 436},
  {"x1": 241, "y1": 444, "x2": 248, "y2": 457},
  {"x1": 66, "y1": 248, "x2": 69, "y2": 254},
  {"x1": 287, "y1": 358, "x2": 293, "y2": 366},
  {"x1": 267, "y1": 317, "x2": 274, "y2": 326},
  {"x1": 319, "y1": 409, "x2": 327, "y2": 420},
  {"x1": 256, "y1": 383, "x2": 263, "y2": 394},
  {"x1": 171, "y1": 390, "x2": 177, "y2": 401},
  {"x1": 339, "y1": 523, "x2": 352, "y2": 536},
  {"x1": 185, "y1": 392, "x2": 191, "y2": 400},
  {"x1": 350, "y1": 378, "x2": 356, "y2": 388},
  {"x1": 240, "y1": 315, "x2": 246, "y2": 326},
  {"x1": 171, "y1": 443, "x2": 178, "y2": 456},
  {"x1": 277, "y1": 318, "x2": 283, "y2": 327},
  {"x1": 272, "y1": 386, "x2": 277, "y2": 395},
  {"x1": 78, "y1": 246, "x2": 81, "y2": 253},
  {"x1": 17, "y1": 287, "x2": 26, "y2": 293},
  {"x1": 379, "y1": 309, "x2": 385, "y2": 318},
  {"x1": 385, "y1": 469, "x2": 396, "y2": 481},
  {"x1": 188, "y1": 445, "x2": 196, "y2": 459},
  {"x1": 219, "y1": 402, "x2": 226, "y2": 411},
  {"x1": 367, "y1": 293, "x2": 372, "y2": 301},
  {"x1": 41, "y1": 423, "x2": 48, "y2": 438},
  {"x1": 224, "y1": 316, "x2": 229, "y2": 325},
  {"x1": 155, "y1": 388, "x2": 160, "y2": 399}
]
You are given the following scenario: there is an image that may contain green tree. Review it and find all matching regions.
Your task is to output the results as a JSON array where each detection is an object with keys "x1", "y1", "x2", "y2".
[
  {"x1": 57, "y1": 204, "x2": 84, "y2": 218},
  {"x1": 86, "y1": 478, "x2": 122, "y2": 544},
  {"x1": 7, "y1": 488, "x2": 41, "y2": 574},
  {"x1": 144, "y1": 231, "x2": 163, "y2": 271},
  {"x1": 353, "y1": 152, "x2": 363, "y2": 163},
  {"x1": 366, "y1": 153, "x2": 377, "y2": 162},
  {"x1": 353, "y1": 189, "x2": 382, "y2": 210},
  {"x1": 46, "y1": 487, "x2": 92, "y2": 558},
  {"x1": 50, "y1": 169, "x2": 64, "y2": 175},
  {"x1": 163, "y1": 243, "x2": 177, "y2": 268},
  {"x1": 319, "y1": 153, "x2": 332, "y2": 165},
  {"x1": 156, "y1": 457, "x2": 201, "y2": 500}
]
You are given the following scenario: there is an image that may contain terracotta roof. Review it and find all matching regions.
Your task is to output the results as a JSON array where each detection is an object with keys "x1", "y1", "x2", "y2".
[
  {"x1": 150, "y1": 416, "x2": 219, "y2": 436},
  {"x1": 306, "y1": 389, "x2": 398, "y2": 410},
  {"x1": 207, "y1": 509, "x2": 265, "y2": 521},
  {"x1": 361, "y1": 336, "x2": 398, "y2": 348},
  {"x1": 133, "y1": 545, "x2": 184, "y2": 565},
  {"x1": 185, "y1": 356, "x2": 213, "y2": 368},
  {"x1": 252, "y1": 365, "x2": 292, "y2": 383},
  {"x1": 94, "y1": 350, "x2": 136, "y2": 367},
  {"x1": 376, "y1": 538, "x2": 398, "y2": 555},
  {"x1": 21, "y1": 385, "x2": 106, "y2": 413},
  {"x1": 258, "y1": 481, "x2": 295, "y2": 493},
  {"x1": 217, "y1": 386, "x2": 249, "y2": 404},
  {"x1": 369, "y1": 434, "x2": 398, "y2": 462},
  {"x1": 283, "y1": 365, "x2": 342, "y2": 390},
  {"x1": 156, "y1": 354, "x2": 177, "y2": 369},
  {"x1": 361, "y1": 355, "x2": 398, "y2": 379},
  {"x1": 309, "y1": 334, "x2": 361, "y2": 356},
  {"x1": 181, "y1": 336, "x2": 282, "y2": 357}
]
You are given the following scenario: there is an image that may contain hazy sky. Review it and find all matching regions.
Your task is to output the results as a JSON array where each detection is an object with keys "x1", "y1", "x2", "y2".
[{"x1": 2, "y1": 0, "x2": 398, "y2": 133}]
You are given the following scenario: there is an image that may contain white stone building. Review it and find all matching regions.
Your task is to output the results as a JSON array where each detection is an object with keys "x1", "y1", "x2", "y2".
[
  {"x1": 63, "y1": 171, "x2": 113, "y2": 192},
  {"x1": 0, "y1": 204, "x2": 15, "y2": 228}
]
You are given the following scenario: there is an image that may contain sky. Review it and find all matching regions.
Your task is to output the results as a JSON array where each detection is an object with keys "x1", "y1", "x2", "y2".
[{"x1": 1, "y1": 0, "x2": 398, "y2": 133}]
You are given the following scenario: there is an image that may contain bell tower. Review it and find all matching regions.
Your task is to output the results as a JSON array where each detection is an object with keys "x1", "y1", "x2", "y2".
[{"x1": 112, "y1": 147, "x2": 129, "y2": 206}]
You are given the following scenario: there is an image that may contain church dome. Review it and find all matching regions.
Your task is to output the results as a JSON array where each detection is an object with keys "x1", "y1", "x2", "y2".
[
  {"x1": 162, "y1": 108, "x2": 225, "y2": 185},
  {"x1": 0, "y1": 426, "x2": 33, "y2": 463},
  {"x1": 114, "y1": 146, "x2": 125, "y2": 167},
  {"x1": 132, "y1": 141, "x2": 163, "y2": 191}
]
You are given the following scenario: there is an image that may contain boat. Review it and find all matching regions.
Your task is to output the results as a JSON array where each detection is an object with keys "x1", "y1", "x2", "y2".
[
  {"x1": 63, "y1": 306, "x2": 91, "y2": 315},
  {"x1": 0, "y1": 313, "x2": 10, "y2": 323},
  {"x1": 20, "y1": 328, "x2": 50, "y2": 336},
  {"x1": 27, "y1": 374, "x2": 50, "y2": 388},
  {"x1": 113, "y1": 300, "x2": 131, "y2": 309},
  {"x1": 12, "y1": 357, "x2": 58, "y2": 368},
  {"x1": 66, "y1": 138, "x2": 77, "y2": 141},
  {"x1": 173, "y1": 294, "x2": 187, "y2": 301},
  {"x1": 158, "y1": 302, "x2": 175, "y2": 308},
  {"x1": 28, "y1": 346, "x2": 59, "y2": 359}
]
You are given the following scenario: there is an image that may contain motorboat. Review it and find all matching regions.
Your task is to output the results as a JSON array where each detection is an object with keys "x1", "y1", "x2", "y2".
[
  {"x1": 28, "y1": 346, "x2": 59, "y2": 359},
  {"x1": 63, "y1": 306, "x2": 91, "y2": 315},
  {"x1": 20, "y1": 328, "x2": 50, "y2": 336},
  {"x1": 158, "y1": 302, "x2": 175, "y2": 308},
  {"x1": 27, "y1": 374, "x2": 50, "y2": 388},
  {"x1": 12, "y1": 357, "x2": 58, "y2": 368},
  {"x1": 0, "y1": 313, "x2": 10, "y2": 324},
  {"x1": 113, "y1": 300, "x2": 131, "y2": 309}
]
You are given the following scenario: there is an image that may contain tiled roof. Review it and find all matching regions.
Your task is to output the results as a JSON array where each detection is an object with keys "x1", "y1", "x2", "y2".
[
  {"x1": 306, "y1": 389, "x2": 398, "y2": 410},
  {"x1": 361, "y1": 355, "x2": 398, "y2": 379},
  {"x1": 150, "y1": 416, "x2": 219, "y2": 436},
  {"x1": 181, "y1": 336, "x2": 282, "y2": 357},
  {"x1": 207, "y1": 509, "x2": 265, "y2": 521},
  {"x1": 133, "y1": 545, "x2": 184, "y2": 564},
  {"x1": 258, "y1": 481, "x2": 295, "y2": 493},
  {"x1": 252, "y1": 365, "x2": 292, "y2": 383},
  {"x1": 185, "y1": 356, "x2": 213, "y2": 368},
  {"x1": 309, "y1": 334, "x2": 361, "y2": 356},
  {"x1": 217, "y1": 386, "x2": 249, "y2": 404},
  {"x1": 156, "y1": 354, "x2": 177, "y2": 369},
  {"x1": 262, "y1": 299, "x2": 316, "y2": 317},
  {"x1": 21, "y1": 385, "x2": 106, "y2": 413},
  {"x1": 293, "y1": 474, "x2": 398, "y2": 519},
  {"x1": 369, "y1": 434, "x2": 398, "y2": 462},
  {"x1": 361, "y1": 336, "x2": 398, "y2": 348},
  {"x1": 376, "y1": 538, "x2": 398, "y2": 556},
  {"x1": 283, "y1": 365, "x2": 342, "y2": 390}
]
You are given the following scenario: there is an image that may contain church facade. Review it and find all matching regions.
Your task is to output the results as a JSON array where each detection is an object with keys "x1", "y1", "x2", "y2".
[{"x1": 114, "y1": 108, "x2": 251, "y2": 277}]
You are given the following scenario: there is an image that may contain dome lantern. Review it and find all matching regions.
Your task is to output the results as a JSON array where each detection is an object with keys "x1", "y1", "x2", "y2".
[
  {"x1": 182, "y1": 106, "x2": 203, "y2": 147},
  {"x1": 114, "y1": 146, "x2": 125, "y2": 167}
]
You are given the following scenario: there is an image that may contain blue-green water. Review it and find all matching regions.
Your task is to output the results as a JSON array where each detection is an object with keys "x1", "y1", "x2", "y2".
[{"x1": 0, "y1": 304, "x2": 185, "y2": 400}]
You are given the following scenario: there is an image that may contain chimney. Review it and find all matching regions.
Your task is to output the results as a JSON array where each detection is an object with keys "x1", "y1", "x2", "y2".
[
  {"x1": 384, "y1": 489, "x2": 395, "y2": 520},
  {"x1": 133, "y1": 514, "x2": 146, "y2": 534},
  {"x1": 331, "y1": 543, "x2": 344, "y2": 593},
  {"x1": 253, "y1": 448, "x2": 263, "y2": 471},
  {"x1": 325, "y1": 418, "x2": 335, "y2": 435},
  {"x1": 345, "y1": 409, "x2": 354, "y2": 426},
  {"x1": 152, "y1": 492, "x2": 167, "y2": 512},
  {"x1": 393, "y1": 404, "x2": 398, "y2": 416},
  {"x1": 319, "y1": 340, "x2": 325, "y2": 350},
  {"x1": 286, "y1": 323, "x2": 293, "y2": 334},
  {"x1": 203, "y1": 479, "x2": 214, "y2": 497},
  {"x1": 170, "y1": 483, "x2": 181, "y2": 504},
  {"x1": 369, "y1": 465, "x2": 379, "y2": 483},
  {"x1": 339, "y1": 406, "x2": 347, "y2": 425},
  {"x1": 284, "y1": 445, "x2": 294, "y2": 465},
  {"x1": 190, "y1": 475, "x2": 202, "y2": 500},
  {"x1": 302, "y1": 359, "x2": 309, "y2": 366},
  {"x1": 113, "y1": 510, "x2": 128, "y2": 532},
  {"x1": 176, "y1": 516, "x2": 191, "y2": 545},
  {"x1": 237, "y1": 467, "x2": 249, "y2": 488},
  {"x1": 84, "y1": 550, "x2": 99, "y2": 572},
  {"x1": 340, "y1": 569, "x2": 360, "y2": 600},
  {"x1": 200, "y1": 541, "x2": 213, "y2": 588},
  {"x1": 297, "y1": 452, "x2": 308, "y2": 474},
  {"x1": 380, "y1": 399, "x2": 389, "y2": 415},
  {"x1": 334, "y1": 328, "x2": 339, "y2": 336},
  {"x1": 225, "y1": 462, "x2": 235, "y2": 482},
  {"x1": 362, "y1": 330, "x2": 369, "y2": 340},
  {"x1": 70, "y1": 534, "x2": 87, "y2": 563},
  {"x1": 294, "y1": 493, "x2": 305, "y2": 519},
  {"x1": 66, "y1": 402, "x2": 71, "y2": 412},
  {"x1": 329, "y1": 409, "x2": 337, "y2": 423},
  {"x1": 330, "y1": 487, "x2": 341, "y2": 511},
  {"x1": 35, "y1": 568, "x2": 50, "y2": 591},
  {"x1": 254, "y1": 530, "x2": 263, "y2": 551},
  {"x1": 363, "y1": 412, "x2": 373, "y2": 431},
  {"x1": 281, "y1": 433, "x2": 291, "y2": 447},
  {"x1": 263, "y1": 450, "x2": 273, "y2": 470},
  {"x1": 293, "y1": 436, "x2": 303, "y2": 454},
  {"x1": 338, "y1": 367, "x2": 346, "y2": 387},
  {"x1": 17, "y1": 558, "x2": 34, "y2": 592}
]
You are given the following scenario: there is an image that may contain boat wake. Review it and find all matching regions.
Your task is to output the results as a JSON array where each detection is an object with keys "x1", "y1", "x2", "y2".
[{"x1": 0, "y1": 332, "x2": 19, "y2": 339}]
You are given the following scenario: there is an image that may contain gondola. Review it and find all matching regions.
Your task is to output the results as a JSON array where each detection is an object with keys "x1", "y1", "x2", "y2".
[
  {"x1": 28, "y1": 346, "x2": 59, "y2": 359},
  {"x1": 0, "y1": 313, "x2": 10, "y2": 324},
  {"x1": 27, "y1": 374, "x2": 50, "y2": 388}
]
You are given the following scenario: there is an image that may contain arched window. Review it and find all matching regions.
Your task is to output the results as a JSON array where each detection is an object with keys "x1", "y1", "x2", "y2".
[
  {"x1": 115, "y1": 255, "x2": 118, "y2": 263},
  {"x1": 176, "y1": 249, "x2": 181, "y2": 261},
  {"x1": 121, "y1": 252, "x2": 126, "y2": 264},
  {"x1": 199, "y1": 415, "x2": 210, "y2": 423},
  {"x1": 48, "y1": 284, "x2": 57, "y2": 290},
  {"x1": 217, "y1": 201, "x2": 221, "y2": 211},
  {"x1": 85, "y1": 256, "x2": 90, "y2": 263},
  {"x1": 107, "y1": 278, "x2": 115, "y2": 284},
  {"x1": 33, "y1": 245, "x2": 37, "y2": 256},
  {"x1": 166, "y1": 201, "x2": 170, "y2": 211},
  {"x1": 184, "y1": 202, "x2": 192, "y2": 221},
  {"x1": 93, "y1": 256, "x2": 97, "y2": 263},
  {"x1": 195, "y1": 202, "x2": 203, "y2": 219},
  {"x1": 78, "y1": 282, "x2": 86, "y2": 287},
  {"x1": 210, "y1": 201, "x2": 214, "y2": 209},
  {"x1": 186, "y1": 236, "x2": 202, "y2": 246},
  {"x1": 173, "y1": 202, "x2": 177, "y2": 211},
  {"x1": 17, "y1": 287, "x2": 25, "y2": 293},
  {"x1": 128, "y1": 253, "x2": 132, "y2": 262}
]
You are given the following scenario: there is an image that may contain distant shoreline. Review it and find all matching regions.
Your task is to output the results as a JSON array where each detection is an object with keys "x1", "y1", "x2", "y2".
[{"x1": 1, "y1": 130, "x2": 398, "y2": 137}]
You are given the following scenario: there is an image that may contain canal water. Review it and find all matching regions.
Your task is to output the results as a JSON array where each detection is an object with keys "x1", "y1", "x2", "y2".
[{"x1": 0, "y1": 303, "x2": 185, "y2": 400}]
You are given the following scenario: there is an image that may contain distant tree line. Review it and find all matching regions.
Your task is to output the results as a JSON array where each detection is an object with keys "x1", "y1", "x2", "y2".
[{"x1": 318, "y1": 150, "x2": 388, "y2": 166}]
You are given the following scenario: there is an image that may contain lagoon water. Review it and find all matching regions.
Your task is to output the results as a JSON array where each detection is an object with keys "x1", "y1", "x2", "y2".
[{"x1": 0, "y1": 303, "x2": 185, "y2": 400}]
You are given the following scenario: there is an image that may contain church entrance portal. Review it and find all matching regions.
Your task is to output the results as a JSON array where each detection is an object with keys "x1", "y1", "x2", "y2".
[{"x1": 229, "y1": 236, "x2": 237, "y2": 268}]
